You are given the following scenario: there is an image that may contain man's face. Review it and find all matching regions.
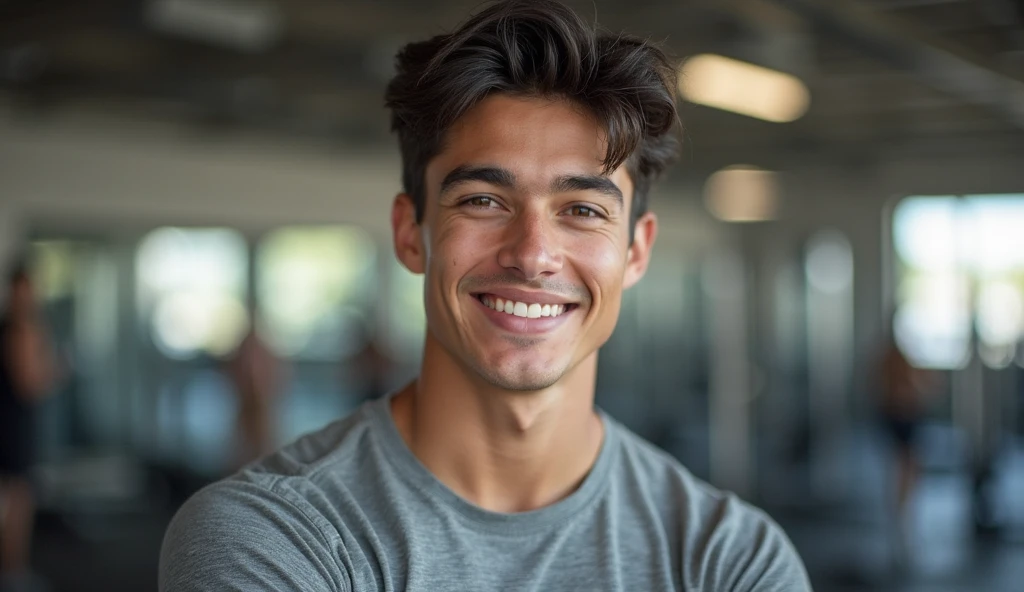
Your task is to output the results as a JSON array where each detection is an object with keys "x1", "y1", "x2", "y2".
[{"x1": 393, "y1": 94, "x2": 657, "y2": 391}]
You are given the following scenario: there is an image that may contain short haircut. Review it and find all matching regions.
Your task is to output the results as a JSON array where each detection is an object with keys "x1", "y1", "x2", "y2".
[{"x1": 385, "y1": 0, "x2": 680, "y2": 233}]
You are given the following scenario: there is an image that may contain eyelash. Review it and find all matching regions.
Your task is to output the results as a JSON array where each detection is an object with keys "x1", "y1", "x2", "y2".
[
  {"x1": 461, "y1": 195, "x2": 500, "y2": 209},
  {"x1": 566, "y1": 205, "x2": 602, "y2": 219},
  {"x1": 458, "y1": 197, "x2": 606, "y2": 220}
]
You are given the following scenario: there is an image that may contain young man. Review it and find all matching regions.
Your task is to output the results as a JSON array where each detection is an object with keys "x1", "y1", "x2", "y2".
[{"x1": 160, "y1": 1, "x2": 811, "y2": 590}]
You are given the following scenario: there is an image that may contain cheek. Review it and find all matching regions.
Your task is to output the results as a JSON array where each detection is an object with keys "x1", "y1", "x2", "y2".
[
  {"x1": 575, "y1": 238, "x2": 628, "y2": 297},
  {"x1": 428, "y1": 220, "x2": 487, "y2": 292}
]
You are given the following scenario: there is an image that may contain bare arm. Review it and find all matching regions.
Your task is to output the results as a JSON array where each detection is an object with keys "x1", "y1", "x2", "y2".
[{"x1": 4, "y1": 322, "x2": 56, "y2": 402}]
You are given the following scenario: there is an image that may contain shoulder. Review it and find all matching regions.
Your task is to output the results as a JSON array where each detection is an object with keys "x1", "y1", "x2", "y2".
[
  {"x1": 159, "y1": 477, "x2": 347, "y2": 591},
  {"x1": 682, "y1": 493, "x2": 811, "y2": 591},
  {"x1": 162, "y1": 475, "x2": 334, "y2": 548},
  {"x1": 159, "y1": 402, "x2": 384, "y2": 592},
  {"x1": 608, "y1": 419, "x2": 811, "y2": 591}
]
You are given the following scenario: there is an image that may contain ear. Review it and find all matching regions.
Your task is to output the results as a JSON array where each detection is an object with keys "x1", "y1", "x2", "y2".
[
  {"x1": 392, "y1": 193, "x2": 425, "y2": 274},
  {"x1": 623, "y1": 212, "x2": 657, "y2": 290}
]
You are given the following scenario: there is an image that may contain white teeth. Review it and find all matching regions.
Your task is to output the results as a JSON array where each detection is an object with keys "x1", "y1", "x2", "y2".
[{"x1": 481, "y1": 296, "x2": 569, "y2": 318}]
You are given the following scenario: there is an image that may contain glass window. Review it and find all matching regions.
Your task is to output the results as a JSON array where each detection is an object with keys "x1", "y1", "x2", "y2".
[
  {"x1": 136, "y1": 227, "x2": 249, "y2": 359},
  {"x1": 967, "y1": 196, "x2": 1024, "y2": 367},
  {"x1": 893, "y1": 195, "x2": 1024, "y2": 369},
  {"x1": 31, "y1": 240, "x2": 78, "y2": 302},
  {"x1": 256, "y1": 226, "x2": 377, "y2": 360}
]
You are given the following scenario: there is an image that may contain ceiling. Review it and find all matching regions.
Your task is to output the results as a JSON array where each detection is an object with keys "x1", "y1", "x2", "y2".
[{"x1": 2, "y1": 0, "x2": 1023, "y2": 171}]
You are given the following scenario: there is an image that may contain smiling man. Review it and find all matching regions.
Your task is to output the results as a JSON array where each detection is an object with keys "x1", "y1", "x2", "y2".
[{"x1": 159, "y1": 1, "x2": 811, "y2": 590}]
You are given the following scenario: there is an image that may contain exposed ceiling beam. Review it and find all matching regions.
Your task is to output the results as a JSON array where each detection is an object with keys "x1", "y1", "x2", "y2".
[
  {"x1": 759, "y1": 0, "x2": 1024, "y2": 130},
  {"x1": 864, "y1": 0, "x2": 966, "y2": 9},
  {"x1": 980, "y1": 0, "x2": 1024, "y2": 54}
]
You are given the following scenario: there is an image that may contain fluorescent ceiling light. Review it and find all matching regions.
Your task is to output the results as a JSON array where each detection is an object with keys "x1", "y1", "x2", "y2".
[
  {"x1": 679, "y1": 54, "x2": 810, "y2": 123},
  {"x1": 145, "y1": 0, "x2": 282, "y2": 53},
  {"x1": 704, "y1": 166, "x2": 779, "y2": 222}
]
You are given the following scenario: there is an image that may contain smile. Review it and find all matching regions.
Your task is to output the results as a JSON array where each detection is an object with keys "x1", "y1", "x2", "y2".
[
  {"x1": 478, "y1": 294, "x2": 572, "y2": 318},
  {"x1": 472, "y1": 292, "x2": 578, "y2": 335}
]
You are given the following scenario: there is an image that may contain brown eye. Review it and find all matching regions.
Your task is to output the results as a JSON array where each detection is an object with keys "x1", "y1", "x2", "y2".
[
  {"x1": 466, "y1": 196, "x2": 495, "y2": 207},
  {"x1": 569, "y1": 205, "x2": 598, "y2": 218}
]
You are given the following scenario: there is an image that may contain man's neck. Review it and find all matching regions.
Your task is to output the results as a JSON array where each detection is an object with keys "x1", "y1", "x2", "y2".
[{"x1": 390, "y1": 338, "x2": 604, "y2": 514}]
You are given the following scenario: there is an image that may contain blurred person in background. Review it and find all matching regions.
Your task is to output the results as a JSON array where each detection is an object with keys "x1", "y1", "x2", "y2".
[
  {"x1": 160, "y1": 1, "x2": 810, "y2": 590},
  {"x1": 224, "y1": 324, "x2": 286, "y2": 470},
  {"x1": 0, "y1": 262, "x2": 57, "y2": 592},
  {"x1": 351, "y1": 323, "x2": 394, "y2": 403},
  {"x1": 877, "y1": 317, "x2": 938, "y2": 567}
]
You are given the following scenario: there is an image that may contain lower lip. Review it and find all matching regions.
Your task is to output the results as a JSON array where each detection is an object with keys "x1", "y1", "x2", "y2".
[{"x1": 473, "y1": 297, "x2": 574, "y2": 334}]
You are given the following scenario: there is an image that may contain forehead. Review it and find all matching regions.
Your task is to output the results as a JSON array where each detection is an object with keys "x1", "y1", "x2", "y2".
[{"x1": 426, "y1": 94, "x2": 633, "y2": 197}]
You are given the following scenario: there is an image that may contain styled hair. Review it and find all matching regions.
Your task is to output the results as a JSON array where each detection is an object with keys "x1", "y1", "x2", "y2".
[{"x1": 384, "y1": 0, "x2": 681, "y2": 231}]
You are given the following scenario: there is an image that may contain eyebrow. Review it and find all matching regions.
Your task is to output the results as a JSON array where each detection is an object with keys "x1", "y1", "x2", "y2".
[
  {"x1": 551, "y1": 174, "x2": 624, "y2": 205},
  {"x1": 438, "y1": 165, "x2": 624, "y2": 206},
  {"x1": 440, "y1": 165, "x2": 517, "y2": 195}
]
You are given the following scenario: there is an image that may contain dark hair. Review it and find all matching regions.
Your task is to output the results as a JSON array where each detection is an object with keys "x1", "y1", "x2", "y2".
[
  {"x1": 385, "y1": 0, "x2": 680, "y2": 233},
  {"x1": 6, "y1": 258, "x2": 29, "y2": 288}
]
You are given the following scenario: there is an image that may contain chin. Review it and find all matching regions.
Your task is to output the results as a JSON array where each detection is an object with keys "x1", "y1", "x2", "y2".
[{"x1": 476, "y1": 362, "x2": 566, "y2": 392}]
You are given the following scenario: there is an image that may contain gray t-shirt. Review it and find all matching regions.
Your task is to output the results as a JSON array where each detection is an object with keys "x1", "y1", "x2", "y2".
[{"x1": 160, "y1": 395, "x2": 810, "y2": 591}]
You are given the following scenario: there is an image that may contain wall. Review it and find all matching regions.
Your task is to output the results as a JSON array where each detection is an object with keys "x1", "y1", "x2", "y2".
[{"x1": 0, "y1": 106, "x2": 724, "y2": 257}]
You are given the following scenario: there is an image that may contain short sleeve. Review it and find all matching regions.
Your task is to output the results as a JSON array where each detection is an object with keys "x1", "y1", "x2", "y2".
[
  {"x1": 159, "y1": 480, "x2": 347, "y2": 592},
  {"x1": 686, "y1": 495, "x2": 811, "y2": 591}
]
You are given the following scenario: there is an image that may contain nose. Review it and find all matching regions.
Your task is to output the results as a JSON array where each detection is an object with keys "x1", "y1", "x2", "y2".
[{"x1": 496, "y1": 209, "x2": 563, "y2": 280}]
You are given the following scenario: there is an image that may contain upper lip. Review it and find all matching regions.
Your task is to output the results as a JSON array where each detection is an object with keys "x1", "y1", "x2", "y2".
[{"x1": 474, "y1": 288, "x2": 575, "y2": 306}]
